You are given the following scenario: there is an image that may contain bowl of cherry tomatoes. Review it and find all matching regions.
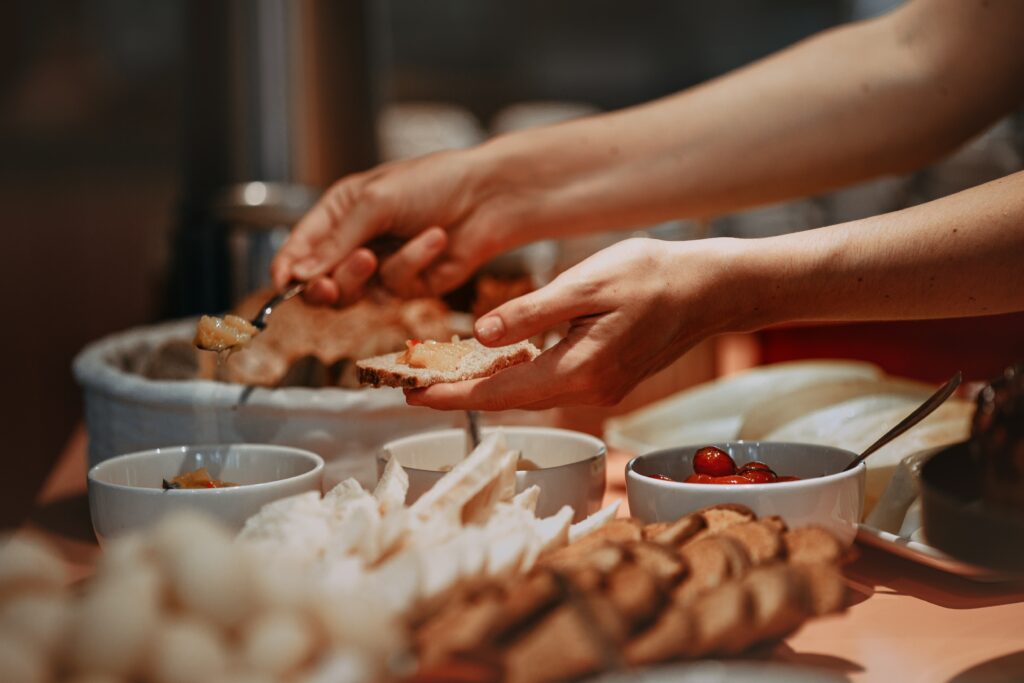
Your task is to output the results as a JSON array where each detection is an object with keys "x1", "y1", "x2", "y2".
[{"x1": 626, "y1": 441, "x2": 865, "y2": 545}]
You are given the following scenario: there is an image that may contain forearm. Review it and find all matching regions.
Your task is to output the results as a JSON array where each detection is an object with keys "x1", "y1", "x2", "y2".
[
  {"x1": 732, "y1": 171, "x2": 1024, "y2": 330},
  {"x1": 473, "y1": 0, "x2": 1024, "y2": 244}
]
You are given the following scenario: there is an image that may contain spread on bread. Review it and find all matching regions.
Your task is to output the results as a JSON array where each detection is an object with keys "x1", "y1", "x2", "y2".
[
  {"x1": 397, "y1": 337, "x2": 473, "y2": 372},
  {"x1": 358, "y1": 338, "x2": 541, "y2": 388}
]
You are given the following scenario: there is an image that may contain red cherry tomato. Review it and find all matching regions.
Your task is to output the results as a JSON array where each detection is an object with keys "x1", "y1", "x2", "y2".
[
  {"x1": 709, "y1": 474, "x2": 755, "y2": 485},
  {"x1": 775, "y1": 475, "x2": 802, "y2": 482},
  {"x1": 738, "y1": 461, "x2": 772, "y2": 472},
  {"x1": 685, "y1": 474, "x2": 716, "y2": 484},
  {"x1": 692, "y1": 447, "x2": 736, "y2": 477},
  {"x1": 646, "y1": 473, "x2": 676, "y2": 482},
  {"x1": 739, "y1": 468, "x2": 777, "y2": 483}
]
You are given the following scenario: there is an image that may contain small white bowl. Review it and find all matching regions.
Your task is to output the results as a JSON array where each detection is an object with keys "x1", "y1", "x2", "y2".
[
  {"x1": 88, "y1": 444, "x2": 324, "y2": 545},
  {"x1": 626, "y1": 441, "x2": 865, "y2": 545},
  {"x1": 378, "y1": 427, "x2": 606, "y2": 522}
]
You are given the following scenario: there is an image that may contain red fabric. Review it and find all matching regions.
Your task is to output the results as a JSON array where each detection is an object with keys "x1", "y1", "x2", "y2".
[{"x1": 757, "y1": 311, "x2": 1024, "y2": 384}]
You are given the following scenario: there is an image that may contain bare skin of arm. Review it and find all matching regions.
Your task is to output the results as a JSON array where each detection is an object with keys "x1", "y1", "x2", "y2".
[
  {"x1": 409, "y1": 172, "x2": 1024, "y2": 410},
  {"x1": 272, "y1": 0, "x2": 1024, "y2": 301},
  {"x1": 269, "y1": 0, "x2": 1024, "y2": 409}
]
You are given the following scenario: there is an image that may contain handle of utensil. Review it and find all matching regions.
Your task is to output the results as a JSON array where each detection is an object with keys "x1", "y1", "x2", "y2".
[{"x1": 842, "y1": 370, "x2": 962, "y2": 472}]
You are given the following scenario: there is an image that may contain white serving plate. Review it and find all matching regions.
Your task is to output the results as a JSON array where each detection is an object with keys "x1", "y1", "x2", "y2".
[
  {"x1": 591, "y1": 661, "x2": 846, "y2": 683},
  {"x1": 855, "y1": 523, "x2": 1021, "y2": 582},
  {"x1": 605, "y1": 361, "x2": 883, "y2": 454}
]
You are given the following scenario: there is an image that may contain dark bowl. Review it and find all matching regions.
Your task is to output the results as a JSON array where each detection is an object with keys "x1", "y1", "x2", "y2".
[{"x1": 920, "y1": 442, "x2": 1024, "y2": 572}]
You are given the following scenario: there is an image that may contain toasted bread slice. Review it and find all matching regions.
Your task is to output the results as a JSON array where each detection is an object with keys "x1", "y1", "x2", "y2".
[{"x1": 357, "y1": 338, "x2": 540, "y2": 388}]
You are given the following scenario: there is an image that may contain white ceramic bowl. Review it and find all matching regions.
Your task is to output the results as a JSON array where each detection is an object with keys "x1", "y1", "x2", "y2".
[
  {"x1": 88, "y1": 444, "x2": 324, "y2": 545},
  {"x1": 378, "y1": 427, "x2": 606, "y2": 522},
  {"x1": 72, "y1": 319, "x2": 463, "y2": 488},
  {"x1": 626, "y1": 441, "x2": 865, "y2": 545}
]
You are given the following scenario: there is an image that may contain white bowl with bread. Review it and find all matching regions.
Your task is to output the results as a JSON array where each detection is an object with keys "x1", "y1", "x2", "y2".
[
  {"x1": 626, "y1": 441, "x2": 865, "y2": 545},
  {"x1": 73, "y1": 317, "x2": 465, "y2": 488},
  {"x1": 88, "y1": 443, "x2": 324, "y2": 545},
  {"x1": 378, "y1": 426, "x2": 606, "y2": 522}
]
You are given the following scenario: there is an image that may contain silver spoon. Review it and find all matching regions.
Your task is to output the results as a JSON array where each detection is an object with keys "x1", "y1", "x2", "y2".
[
  {"x1": 842, "y1": 370, "x2": 962, "y2": 472},
  {"x1": 251, "y1": 281, "x2": 306, "y2": 330}
]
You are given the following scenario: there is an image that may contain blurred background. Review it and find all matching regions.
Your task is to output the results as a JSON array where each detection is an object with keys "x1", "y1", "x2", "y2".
[{"x1": 2, "y1": 0, "x2": 1021, "y2": 527}]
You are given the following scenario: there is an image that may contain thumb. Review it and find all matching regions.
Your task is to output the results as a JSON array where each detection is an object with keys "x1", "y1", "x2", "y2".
[{"x1": 474, "y1": 278, "x2": 597, "y2": 347}]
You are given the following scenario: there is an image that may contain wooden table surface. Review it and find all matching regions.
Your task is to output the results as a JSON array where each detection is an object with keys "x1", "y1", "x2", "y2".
[{"x1": 19, "y1": 426, "x2": 1024, "y2": 682}]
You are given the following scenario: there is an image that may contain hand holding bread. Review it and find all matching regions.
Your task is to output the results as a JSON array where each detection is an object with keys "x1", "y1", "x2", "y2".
[{"x1": 406, "y1": 237, "x2": 742, "y2": 410}]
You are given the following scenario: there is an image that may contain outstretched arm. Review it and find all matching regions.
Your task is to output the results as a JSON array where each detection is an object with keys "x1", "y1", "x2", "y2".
[
  {"x1": 476, "y1": 0, "x2": 1024, "y2": 239},
  {"x1": 273, "y1": 0, "x2": 1024, "y2": 301},
  {"x1": 408, "y1": 171, "x2": 1024, "y2": 410}
]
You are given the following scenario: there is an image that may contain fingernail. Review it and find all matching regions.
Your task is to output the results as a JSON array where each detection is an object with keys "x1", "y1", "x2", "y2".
[
  {"x1": 425, "y1": 229, "x2": 445, "y2": 250},
  {"x1": 294, "y1": 258, "x2": 321, "y2": 278},
  {"x1": 475, "y1": 316, "x2": 505, "y2": 343},
  {"x1": 350, "y1": 253, "x2": 376, "y2": 277}
]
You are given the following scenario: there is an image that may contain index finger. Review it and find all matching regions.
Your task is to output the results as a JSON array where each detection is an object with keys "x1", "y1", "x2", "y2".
[{"x1": 271, "y1": 200, "x2": 340, "y2": 289}]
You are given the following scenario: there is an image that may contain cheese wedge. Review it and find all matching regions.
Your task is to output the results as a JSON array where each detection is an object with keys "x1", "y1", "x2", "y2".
[
  {"x1": 374, "y1": 457, "x2": 409, "y2": 516},
  {"x1": 411, "y1": 432, "x2": 510, "y2": 526},
  {"x1": 569, "y1": 501, "x2": 621, "y2": 544}
]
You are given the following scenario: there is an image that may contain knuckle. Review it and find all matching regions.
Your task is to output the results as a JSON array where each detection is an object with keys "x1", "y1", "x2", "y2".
[
  {"x1": 322, "y1": 181, "x2": 355, "y2": 223},
  {"x1": 571, "y1": 277, "x2": 604, "y2": 301},
  {"x1": 359, "y1": 182, "x2": 391, "y2": 210}
]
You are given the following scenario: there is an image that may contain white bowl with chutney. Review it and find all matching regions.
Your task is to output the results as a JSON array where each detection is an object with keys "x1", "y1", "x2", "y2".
[{"x1": 88, "y1": 444, "x2": 324, "y2": 545}]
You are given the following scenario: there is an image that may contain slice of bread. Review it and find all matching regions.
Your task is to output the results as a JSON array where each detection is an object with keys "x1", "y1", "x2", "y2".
[{"x1": 357, "y1": 338, "x2": 540, "y2": 388}]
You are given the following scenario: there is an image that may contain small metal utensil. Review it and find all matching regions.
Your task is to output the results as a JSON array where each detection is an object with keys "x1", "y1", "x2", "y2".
[
  {"x1": 842, "y1": 371, "x2": 962, "y2": 472},
  {"x1": 251, "y1": 281, "x2": 306, "y2": 330},
  {"x1": 466, "y1": 410, "x2": 482, "y2": 450}
]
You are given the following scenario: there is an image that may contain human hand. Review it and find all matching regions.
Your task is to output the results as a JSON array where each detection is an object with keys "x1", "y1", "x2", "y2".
[
  {"x1": 270, "y1": 147, "x2": 538, "y2": 305},
  {"x1": 405, "y1": 237, "x2": 749, "y2": 410}
]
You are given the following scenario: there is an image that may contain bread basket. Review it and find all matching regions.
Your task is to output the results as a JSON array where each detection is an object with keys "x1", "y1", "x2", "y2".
[{"x1": 72, "y1": 319, "x2": 462, "y2": 487}]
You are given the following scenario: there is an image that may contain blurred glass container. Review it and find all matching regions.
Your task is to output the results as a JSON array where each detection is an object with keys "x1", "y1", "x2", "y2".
[
  {"x1": 377, "y1": 102, "x2": 487, "y2": 161},
  {"x1": 489, "y1": 101, "x2": 599, "y2": 136},
  {"x1": 213, "y1": 182, "x2": 319, "y2": 303}
]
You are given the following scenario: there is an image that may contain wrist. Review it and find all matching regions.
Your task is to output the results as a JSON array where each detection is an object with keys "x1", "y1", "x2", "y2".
[
  {"x1": 460, "y1": 134, "x2": 552, "y2": 248},
  {"x1": 728, "y1": 233, "x2": 834, "y2": 332},
  {"x1": 469, "y1": 121, "x2": 636, "y2": 243},
  {"x1": 678, "y1": 237, "x2": 791, "y2": 335}
]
